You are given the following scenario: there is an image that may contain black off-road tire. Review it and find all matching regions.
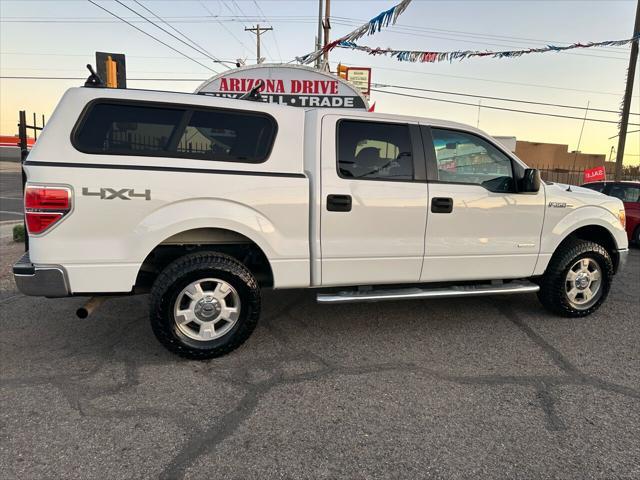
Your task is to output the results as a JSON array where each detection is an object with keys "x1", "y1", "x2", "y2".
[
  {"x1": 537, "y1": 239, "x2": 613, "y2": 317},
  {"x1": 149, "y1": 251, "x2": 261, "y2": 360},
  {"x1": 633, "y1": 226, "x2": 640, "y2": 247}
]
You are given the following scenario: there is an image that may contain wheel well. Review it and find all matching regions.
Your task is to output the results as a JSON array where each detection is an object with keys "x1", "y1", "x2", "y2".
[
  {"x1": 135, "y1": 228, "x2": 274, "y2": 291},
  {"x1": 562, "y1": 225, "x2": 620, "y2": 272}
]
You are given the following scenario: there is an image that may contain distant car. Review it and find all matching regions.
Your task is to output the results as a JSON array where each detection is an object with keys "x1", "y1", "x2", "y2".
[{"x1": 582, "y1": 181, "x2": 640, "y2": 244}]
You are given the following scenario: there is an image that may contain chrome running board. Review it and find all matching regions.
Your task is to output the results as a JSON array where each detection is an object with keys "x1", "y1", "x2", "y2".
[{"x1": 317, "y1": 281, "x2": 539, "y2": 304}]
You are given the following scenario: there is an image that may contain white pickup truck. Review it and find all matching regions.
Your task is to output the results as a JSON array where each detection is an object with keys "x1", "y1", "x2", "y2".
[{"x1": 14, "y1": 86, "x2": 629, "y2": 359}]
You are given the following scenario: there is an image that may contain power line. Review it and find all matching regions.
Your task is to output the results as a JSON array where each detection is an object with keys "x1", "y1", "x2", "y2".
[
  {"x1": 346, "y1": 63, "x2": 635, "y2": 97},
  {"x1": 251, "y1": 0, "x2": 282, "y2": 62},
  {"x1": 3, "y1": 73, "x2": 637, "y2": 126},
  {"x1": 131, "y1": 0, "x2": 232, "y2": 68},
  {"x1": 369, "y1": 88, "x2": 640, "y2": 126},
  {"x1": 112, "y1": 0, "x2": 222, "y2": 70},
  {"x1": 86, "y1": 0, "x2": 217, "y2": 73},
  {"x1": 199, "y1": 1, "x2": 253, "y2": 59},
  {"x1": 372, "y1": 83, "x2": 639, "y2": 116}
]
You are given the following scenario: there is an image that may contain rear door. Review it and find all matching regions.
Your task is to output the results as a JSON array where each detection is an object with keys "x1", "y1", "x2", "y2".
[{"x1": 319, "y1": 116, "x2": 428, "y2": 286}]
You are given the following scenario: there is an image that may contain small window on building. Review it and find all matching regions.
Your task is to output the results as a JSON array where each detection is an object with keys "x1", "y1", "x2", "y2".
[
  {"x1": 337, "y1": 120, "x2": 413, "y2": 181},
  {"x1": 430, "y1": 128, "x2": 514, "y2": 193},
  {"x1": 74, "y1": 103, "x2": 185, "y2": 154},
  {"x1": 177, "y1": 109, "x2": 276, "y2": 163}
]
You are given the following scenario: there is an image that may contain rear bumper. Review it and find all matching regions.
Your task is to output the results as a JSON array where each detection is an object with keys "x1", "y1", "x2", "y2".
[{"x1": 13, "y1": 252, "x2": 70, "y2": 297}]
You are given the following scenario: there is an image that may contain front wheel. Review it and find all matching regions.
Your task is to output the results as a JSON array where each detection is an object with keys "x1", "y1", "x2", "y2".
[
  {"x1": 537, "y1": 239, "x2": 613, "y2": 317},
  {"x1": 150, "y1": 252, "x2": 261, "y2": 360}
]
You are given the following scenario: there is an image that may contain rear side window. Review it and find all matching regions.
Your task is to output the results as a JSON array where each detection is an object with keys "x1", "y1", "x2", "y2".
[
  {"x1": 337, "y1": 120, "x2": 414, "y2": 181},
  {"x1": 74, "y1": 103, "x2": 184, "y2": 155},
  {"x1": 73, "y1": 101, "x2": 276, "y2": 163}
]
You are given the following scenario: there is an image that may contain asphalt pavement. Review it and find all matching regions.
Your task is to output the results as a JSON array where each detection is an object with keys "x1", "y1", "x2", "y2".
[{"x1": 0, "y1": 250, "x2": 639, "y2": 479}]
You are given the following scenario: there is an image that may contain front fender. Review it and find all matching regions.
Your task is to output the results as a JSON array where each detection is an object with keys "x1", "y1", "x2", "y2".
[
  {"x1": 533, "y1": 205, "x2": 628, "y2": 276},
  {"x1": 541, "y1": 205, "x2": 627, "y2": 255}
]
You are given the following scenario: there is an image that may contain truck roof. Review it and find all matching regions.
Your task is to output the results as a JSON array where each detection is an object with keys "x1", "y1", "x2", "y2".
[{"x1": 66, "y1": 86, "x2": 487, "y2": 137}]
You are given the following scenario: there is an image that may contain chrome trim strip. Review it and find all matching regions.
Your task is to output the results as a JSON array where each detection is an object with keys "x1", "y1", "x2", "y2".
[{"x1": 317, "y1": 282, "x2": 540, "y2": 304}]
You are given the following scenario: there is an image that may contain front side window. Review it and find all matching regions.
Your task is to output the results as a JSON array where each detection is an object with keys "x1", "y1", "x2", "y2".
[
  {"x1": 74, "y1": 101, "x2": 277, "y2": 163},
  {"x1": 337, "y1": 120, "x2": 413, "y2": 181},
  {"x1": 430, "y1": 129, "x2": 514, "y2": 192}
]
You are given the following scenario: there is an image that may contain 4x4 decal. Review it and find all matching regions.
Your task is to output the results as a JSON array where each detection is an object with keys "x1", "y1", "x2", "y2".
[{"x1": 82, "y1": 187, "x2": 151, "y2": 200}]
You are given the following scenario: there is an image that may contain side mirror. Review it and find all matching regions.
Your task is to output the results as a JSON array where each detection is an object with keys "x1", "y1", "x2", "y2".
[{"x1": 521, "y1": 168, "x2": 541, "y2": 193}]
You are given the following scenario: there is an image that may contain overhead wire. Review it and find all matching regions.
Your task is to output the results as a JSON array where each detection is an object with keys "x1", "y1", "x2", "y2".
[
  {"x1": 369, "y1": 88, "x2": 640, "y2": 126},
  {"x1": 199, "y1": 1, "x2": 253, "y2": 60},
  {"x1": 251, "y1": 0, "x2": 282, "y2": 62},
  {"x1": 372, "y1": 83, "x2": 640, "y2": 116},
  {"x1": 131, "y1": 0, "x2": 232, "y2": 68},
  {"x1": 86, "y1": 0, "x2": 218, "y2": 73},
  {"x1": 111, "y1": 0, "x2": 223, "y2": 70}
]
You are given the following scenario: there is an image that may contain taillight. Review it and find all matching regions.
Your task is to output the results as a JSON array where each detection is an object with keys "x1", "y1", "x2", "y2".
[{"x1": 24, "y1": 185, "x2": 72, "y2": 234}]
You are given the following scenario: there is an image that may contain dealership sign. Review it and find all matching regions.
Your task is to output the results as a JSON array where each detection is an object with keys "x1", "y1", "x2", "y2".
[{"x1": 195, "y1": 64, "x2": 368, "y2": 109}]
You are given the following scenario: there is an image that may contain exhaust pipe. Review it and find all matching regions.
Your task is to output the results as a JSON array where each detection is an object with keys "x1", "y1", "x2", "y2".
[{"x1": 76, "y1": 296, "x2": 107, "y2": 319}]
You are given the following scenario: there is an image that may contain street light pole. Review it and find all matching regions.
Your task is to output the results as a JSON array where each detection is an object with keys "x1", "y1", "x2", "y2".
[{"x1": 615, "y1": 0, "x2": 640, "y2": 180}]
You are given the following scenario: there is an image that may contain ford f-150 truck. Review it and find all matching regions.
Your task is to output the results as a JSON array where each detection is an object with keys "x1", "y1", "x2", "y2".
[{"x1": 13, "y1": 87, "x2": 629, "y2": 359}]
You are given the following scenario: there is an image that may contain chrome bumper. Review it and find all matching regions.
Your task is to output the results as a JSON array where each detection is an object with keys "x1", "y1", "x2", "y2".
[
  {"x1": 13, "y1": 252, "x2": 70, "y2": 297},
  {"x1": 616, "y1": 248, "x2": 629, "y2": 273}
]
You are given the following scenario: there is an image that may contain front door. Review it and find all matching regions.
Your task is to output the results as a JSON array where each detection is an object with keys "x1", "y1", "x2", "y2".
[
  {"x1": 320, "y1": 116, "x2": 428, "y2": 286},
  {"x1": 421, "y1": 126, "x2": 545, "y2": 282}
]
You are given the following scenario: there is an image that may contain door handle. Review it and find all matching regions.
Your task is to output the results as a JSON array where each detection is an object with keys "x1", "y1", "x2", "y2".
[
  {"x1": 431, "y1": 197, "x2": 453, "y2": 213},
  {"x1": 327, "y1": 194, "x2": 352, "y2": 212}
]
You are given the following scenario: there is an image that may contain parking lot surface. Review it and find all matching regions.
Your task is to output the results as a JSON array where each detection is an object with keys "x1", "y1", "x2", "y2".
[{"x1": 0, "y1": 250, "x2": 638, "y2": 479}]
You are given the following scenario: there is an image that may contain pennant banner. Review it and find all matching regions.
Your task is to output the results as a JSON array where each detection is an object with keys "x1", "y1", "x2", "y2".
[
  {"x1": 297, "y1": 0, "x2": 412, "y2": 65},
  {"x1": 335, "y1": 35, "x2": 640, "y2": 63}
]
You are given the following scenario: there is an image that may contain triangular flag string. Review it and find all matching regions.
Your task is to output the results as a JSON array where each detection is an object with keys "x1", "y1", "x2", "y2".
[
  {"x1": 296, "y1": 0, "x2": 413, "y2": 65},
  {"x1": 335, "y1": 36, "x2": 639, "y2": 63}
]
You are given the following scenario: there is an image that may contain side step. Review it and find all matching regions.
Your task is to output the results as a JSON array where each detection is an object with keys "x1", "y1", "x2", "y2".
[{"x1": 317, "y1": 281, "x2": 539, "y2": 304}]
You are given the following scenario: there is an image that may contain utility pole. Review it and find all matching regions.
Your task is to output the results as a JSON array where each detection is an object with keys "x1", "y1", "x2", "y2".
[
  {"x1": 245, "y1": 24, "x2": 273, "y2": 64},
  {"x1": 315, "y1": 0, "x2": 324, "y2": 69},
  {"x1": 322, "y1": 0, "x2": 331, "y2": 69},
  {"x1": 615, "y1": 0, "x2": 640, "y2": 180}
]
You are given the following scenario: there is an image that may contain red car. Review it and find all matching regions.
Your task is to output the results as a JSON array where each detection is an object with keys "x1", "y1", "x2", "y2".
[{"x1": 581, "y1": 181, "x2": 640, "y2": 245}]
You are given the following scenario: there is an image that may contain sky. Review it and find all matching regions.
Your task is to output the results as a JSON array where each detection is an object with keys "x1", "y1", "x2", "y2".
[{"x1": 1, "y1": 0, "x2": 638, "y2": 166}]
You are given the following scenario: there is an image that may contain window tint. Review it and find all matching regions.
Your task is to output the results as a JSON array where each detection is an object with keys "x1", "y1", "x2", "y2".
[
  {"x1": 582, "y1": 182, "x2": 605, "y2": 192},
  {"x1": 75, "y1": 103, "x2": 184, "y2": 154},
  {"x1": 337, "y1": 120, "x2": 413, "y2": 181},
  {"x1": 74, "y1": 101, "x2": 276, "y2": 163},
  {"x1": 430, "y1": 129, "x2": 514, "y2": 192},
  {"x1": 608, "y1": 184, "x2": 640, "y2": 202},
  {"x1": 177, "y1": 109, "x2": 274, "y2": 162}
]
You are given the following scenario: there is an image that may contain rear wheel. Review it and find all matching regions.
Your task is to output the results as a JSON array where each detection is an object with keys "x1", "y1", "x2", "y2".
[
  {"x1": 633, "y1": 226, "x2": 640, "y2": 246},
  {"x1": 537, "y1": 239, "x2": 613, "y2": 317},
  {"x1": 150, "y1": 251, "x2": 260, "y2": 360}
]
